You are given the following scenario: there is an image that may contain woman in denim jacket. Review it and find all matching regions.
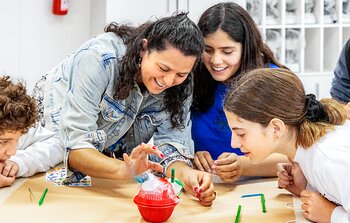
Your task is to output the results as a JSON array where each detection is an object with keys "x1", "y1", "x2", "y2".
[{"x1": 33, "y1": 13, "x2": 216, "y2": 206}]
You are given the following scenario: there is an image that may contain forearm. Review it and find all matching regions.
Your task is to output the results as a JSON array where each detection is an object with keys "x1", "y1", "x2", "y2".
[
  {"x1": 166, "y1": 161, "x2": 190, "y2": 182},
  {"x1": 241, "y1": 153, "x2": 289, "y2": 176},
  {"x1": 68, "y1": 148, "x2": 127, "y2": 180}
]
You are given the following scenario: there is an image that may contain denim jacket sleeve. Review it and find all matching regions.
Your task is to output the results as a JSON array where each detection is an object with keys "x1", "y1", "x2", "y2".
[
  {"x1": 150, "y1": 79, "x2": 195, "y2": 173},
  {"x1": 59, "y1": 49, "x2": 114, "y2": 150}
]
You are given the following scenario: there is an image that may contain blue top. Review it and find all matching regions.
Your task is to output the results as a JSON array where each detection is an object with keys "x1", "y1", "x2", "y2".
[
  {"x1": 192, "y1": 83, "x2": 242, "y2": 160},
  {"x1": 191, "y1": 64, "x2": 279, "y2": 160}
]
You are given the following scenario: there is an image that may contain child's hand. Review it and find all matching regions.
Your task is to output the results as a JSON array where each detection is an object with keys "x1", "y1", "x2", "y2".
[
  {"x1": 277, "y1": 162, "x2": 307, "y2": 196},
  {"x1": 300, "y1": 190, "x2": 337, "y2": 223},
  {"x1": 277, "y1": 162, "x2": 293, "y2": 187},
  {"x1": 182, "y1": 169, "x2": 216, "y2": 207},
  {"x1": 123, "y1": 143, "x2": 164, "y2": 179},
  {"x1": 212, "y1": 152, "x2": 243, "y2": 183},
  {"x1": 193, "y1": 151, "x2": 214, "y2": 173},
  {"x1": 0, "y1": 174, "x2": 15, "y2": 188},
  {"x1": 0, "y1": 161, "x2": 16, "y2": 188},
  {"x1": 1, "y1": 160, "x2": 19, "y2": 177}
]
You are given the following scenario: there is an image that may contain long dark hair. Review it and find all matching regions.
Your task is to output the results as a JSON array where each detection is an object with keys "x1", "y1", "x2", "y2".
[
  {"x1": 192, "y1": 2, "x2": 286, "y2": 112},
  {"x1": 105, "y1": 13, "x2": 204, "y2": 128}
]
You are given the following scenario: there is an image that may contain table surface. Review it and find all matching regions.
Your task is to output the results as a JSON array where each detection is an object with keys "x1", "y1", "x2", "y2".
[{"x1": 0, "y1": 174, "x2": 308, "y2": 223}]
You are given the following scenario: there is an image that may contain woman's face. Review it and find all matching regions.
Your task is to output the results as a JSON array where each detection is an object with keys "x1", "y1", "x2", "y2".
[
  {"x1": 140, "y1": 43, "x2": 196, "y2": 95},
  {"x1": 224, "y1": 110, "x2": 276, "y2": 162},
  {"x1": 0, "y1": 131, "x2": 21, "y2": 163},
  {"x1": 202, "y1": 29, "x2": 243, "y2": 82}
]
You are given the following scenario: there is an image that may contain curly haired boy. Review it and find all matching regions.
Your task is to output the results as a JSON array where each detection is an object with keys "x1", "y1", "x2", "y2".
[{"x1": 0, "y1": 76, "x2": 64, "y2": 187}]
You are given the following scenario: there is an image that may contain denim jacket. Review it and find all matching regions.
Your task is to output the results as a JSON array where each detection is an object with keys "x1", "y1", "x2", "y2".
[{"x1": 40, "y1": 32, "x2": 194, "y2": 180}]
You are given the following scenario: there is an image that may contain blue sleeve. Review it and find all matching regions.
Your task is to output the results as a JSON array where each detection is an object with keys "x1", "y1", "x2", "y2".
[
  {"x1": 268, "y1": 63, "x2": 279, "y2": 68},
  {"x1": 330, "y1": 39, "x2": 350, "y2": 103},
  {"x1": 150, "y1": 77, "x2": 195, "y2": 173},
  {"x1": 60, "y1": 49, "x2": 111, "y2": 150}
]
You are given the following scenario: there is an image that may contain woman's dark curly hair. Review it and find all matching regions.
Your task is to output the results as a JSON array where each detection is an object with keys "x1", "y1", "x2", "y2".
[
  {"x1": 105, "y1": 12, "x2": 204, "y2": 128},
  {"x1": 192, "y1": 2, "x2": 287, "y2": 112},
  {"x1": 0, "y1": 76, "x2": 38, "y2": 135}
]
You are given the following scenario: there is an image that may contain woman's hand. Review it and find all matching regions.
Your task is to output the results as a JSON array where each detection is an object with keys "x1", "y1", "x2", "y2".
[
  {"x1": 277, "y1": 162, "x2": 307, "y2": 196},
  {"x1": 212, "y1": 152, "x2": 243, "y2": 183},
  {"x1": 123, "y1": 143, "x2": 164, "y2": 179},
  {"x1": 300, "y1": 190, "x2": 337, "y2": 223},
  {"x1": 182, "y1": 168, "x2": 216, "y2": 206},
  {"x1": 193, "y1": 151, "x2": 214, "y2": 173}
]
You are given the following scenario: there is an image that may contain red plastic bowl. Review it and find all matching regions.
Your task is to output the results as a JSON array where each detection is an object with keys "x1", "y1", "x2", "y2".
[
  {"x1": 134, "y1": 177, "x2": 180, "y2": 222},
  {"x1": 134, "y1": 178, "x2": 180, "y2": 206},
  {"x1": 135, "y1": 203, "x2": 177, "y2": 223}
]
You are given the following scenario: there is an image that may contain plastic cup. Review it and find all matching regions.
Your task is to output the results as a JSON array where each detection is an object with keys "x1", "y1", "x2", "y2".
[{"x1": 134, "y1": 177, "x2": 180, "y2": 222}]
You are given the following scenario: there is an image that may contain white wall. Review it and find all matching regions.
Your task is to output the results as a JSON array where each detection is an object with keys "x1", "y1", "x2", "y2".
[
  {"x1": 105, "y1": 0, "x2": 245, "y2": 25},
  {"x1": 0, "y1": 0, "x2": 96, "y2": 92},
  {"x1": 106, "y1": 0, "x2": 178, "y2": 26},
  {"x1": 90, "y1": 0, "x2": 106, "y2": 37}
]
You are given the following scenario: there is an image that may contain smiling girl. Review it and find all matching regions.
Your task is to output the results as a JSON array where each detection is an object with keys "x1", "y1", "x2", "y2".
[
  {"x1": 224, "y1": 68, "x2": 350, "y2": 223},
  {"x1": 191, "y1": 2, "x2": 288, "y2": 182}
]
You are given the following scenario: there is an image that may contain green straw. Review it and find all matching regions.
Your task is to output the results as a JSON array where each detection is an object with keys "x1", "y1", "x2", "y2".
[
  {"x1": 261, "y1": 194, "x2": 266, "y2": 213},
  {"x1": 234, "y1": 205, "x2": 241, "y2": 223},
  {"x1": 171, "y1": 168, "x2": 175, "y2": 183},
  {"x1": 38, "y1": 188, "x2": 48, "y2": 206}
]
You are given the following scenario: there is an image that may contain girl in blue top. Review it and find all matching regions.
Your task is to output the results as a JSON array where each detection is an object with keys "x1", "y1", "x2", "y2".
[
  {"x1": 33, "y1": 13, "x2": 215, "y2": 206},
  {"x1": 192, "y1": 2, "x2": 288, "y2": 182}
]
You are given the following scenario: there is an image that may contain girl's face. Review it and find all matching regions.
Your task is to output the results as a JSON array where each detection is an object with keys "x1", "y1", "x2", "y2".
[
  {"x1": 140, "y1": 43, "x2": 196, "y2": 95},
  {"x1": 224, "y1": 110, "x2": 276, "y2": 162},
  {"x1": 0, "y1": 131, "x2": 21, "y2": 163},
  {"x1": 202, "y1": 29, "x2": 243, "y2": 82}
]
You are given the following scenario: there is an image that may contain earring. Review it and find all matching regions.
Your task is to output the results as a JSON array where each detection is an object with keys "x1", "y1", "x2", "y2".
[{"x1": 138, "y1": 57, "x2": 142, "y2": 68}]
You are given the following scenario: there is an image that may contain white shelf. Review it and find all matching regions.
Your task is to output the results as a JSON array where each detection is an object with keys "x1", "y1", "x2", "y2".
[
  {"x1": 247, "y1": 0, "x2": 350, "y2": 98},
  {"x1": 187, "y1": 0, "x2": 349, "y2": 98}
]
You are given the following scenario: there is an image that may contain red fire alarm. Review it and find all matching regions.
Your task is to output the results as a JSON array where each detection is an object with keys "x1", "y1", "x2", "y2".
[{"x1": 52, "y1": 0, "x2": 68, "y2": 15}]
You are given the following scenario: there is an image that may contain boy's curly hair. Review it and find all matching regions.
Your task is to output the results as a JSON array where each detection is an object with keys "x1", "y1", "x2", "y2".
[{"x1": 0, "y1": 76, "x2": 38, "y2": 135}]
